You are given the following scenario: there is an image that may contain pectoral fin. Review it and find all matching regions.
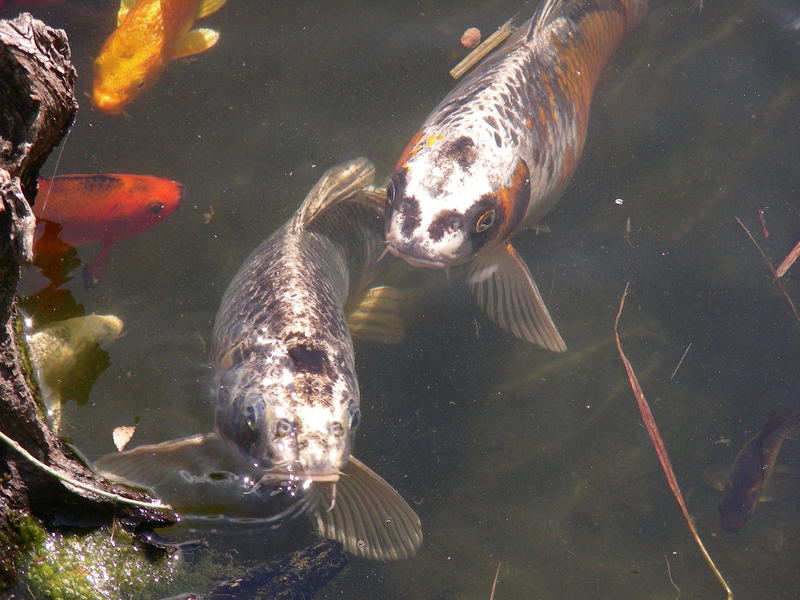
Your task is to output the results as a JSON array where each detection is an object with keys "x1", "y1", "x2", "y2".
[
  {"x1": 171, "y1": 28, "x2": 220, "y2": 60},
  {"x1": 347, "y1": 286, "x2": 405, "y2": 344},
  {"x1": 117, "y1": 0, "x2": 136, "y2": 25},
  {"x1": 467, "y1": 242, "x2": 566, "y2": 352},
  {"x1": 292, "y1": 158, "x2": 375, "y2": 231},
  {"x1": 83, "y1": 241, "x2": 114, "y2": 289},
  {"x1": 198, "y1": 0, "x2": 227, "y2": 18},
  {"x1": 311, "y1": 456, "x2": 422, "y2": 561},
  {"x1": 95, "y1": 432, "x2": 230, "y2": 490}
]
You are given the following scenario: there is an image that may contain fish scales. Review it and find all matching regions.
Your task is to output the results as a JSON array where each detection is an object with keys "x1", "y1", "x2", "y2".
[
  {"x1": 96, "y1": 160, "x2": 422, "y2": 561},
  {"x1": 386, "y1": 0, "x2": 646, "y2": 351}
]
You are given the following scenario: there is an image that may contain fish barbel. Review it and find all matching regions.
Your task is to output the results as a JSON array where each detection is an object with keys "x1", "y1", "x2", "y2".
[
  {"x1": 385, "y1": 0, "x2": 647, "y2": 350},
  {"x1": 96, "y1": 159, "x2": 422, "y2": 561}
]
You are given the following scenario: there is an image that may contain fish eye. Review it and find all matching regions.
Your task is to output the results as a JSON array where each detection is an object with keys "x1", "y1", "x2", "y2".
[
  {"x1": 135, "y1": 79, "x2": 146, "y2": 90},
  {"x1": 475, "y1": 209, "x2": 496, "y2": 233},
  {"x1": 245, "y1": 404, "x2": 260, "y2": 431},
  {"x1": 147, "y1": 201, "x2": 164, "y2": 214},
  {"x1": 275, "y1": 418, "x2": 292, "y2": 437},
  {"x1": 386, "y1": 181, "x2": 396, "y2": 205},
  {"x1": 349, "y1": 408, "x2": 361, "y2": 430},
  {"x1": 329, "y1": 422, "x2": 345, "y2": 438}
]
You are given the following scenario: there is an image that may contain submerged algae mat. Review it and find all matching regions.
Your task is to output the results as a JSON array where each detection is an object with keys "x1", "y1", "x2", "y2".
[{"x1": 12, "y1": 518, "x2": 228, "y2": 600}]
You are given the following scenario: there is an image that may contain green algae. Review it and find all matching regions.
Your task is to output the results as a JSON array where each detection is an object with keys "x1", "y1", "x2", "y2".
[{"x1": 15, "y1": 516, "x2": 238, "y2": 600}]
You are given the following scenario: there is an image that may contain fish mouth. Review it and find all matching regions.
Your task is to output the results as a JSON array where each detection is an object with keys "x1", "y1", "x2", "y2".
[
  {"x1": 246, "y1": 466, "x2": 343, "y2": 520},
  {"x1": 250, "y1": 463, "x2": 342, "y2": 490},
  {"x1": 386, "y1": 240, "x2": 454, "y2": 269}
]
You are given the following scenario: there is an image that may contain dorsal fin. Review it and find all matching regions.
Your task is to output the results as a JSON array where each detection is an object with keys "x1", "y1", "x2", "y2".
[
  {"x1": 292, "y1": 158, "x2": 375, "y2": 232},
  {"x1": 526, "y1": 0, "x2": 563, "y2": 43}
]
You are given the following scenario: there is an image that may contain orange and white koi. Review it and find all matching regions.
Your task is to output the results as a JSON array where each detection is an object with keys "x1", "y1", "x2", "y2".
[
  {"x1": 92, "y1": 0, "x2": 227, "y2": 114},
  {"x1": 385, "y1": 0, "x2": 647, "y2": 351}
]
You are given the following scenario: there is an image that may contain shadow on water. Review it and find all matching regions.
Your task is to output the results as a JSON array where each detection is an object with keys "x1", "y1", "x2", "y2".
[{"x1": 3, "y1": 0, "x2": 800, "y2": 598}]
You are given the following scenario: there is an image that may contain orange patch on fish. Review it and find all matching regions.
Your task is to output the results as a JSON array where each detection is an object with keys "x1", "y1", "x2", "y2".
[{"x1": 495, "y1": 159, "x2": 531, "y2": 239}]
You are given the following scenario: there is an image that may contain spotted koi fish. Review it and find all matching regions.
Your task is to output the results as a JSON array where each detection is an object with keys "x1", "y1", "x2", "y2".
[
  {"x1": 96, "y1": 159, "x2": 422, "y2": 561},
  {"x1": 385, "y1": 0, "x2": 647, "y2": 350}
]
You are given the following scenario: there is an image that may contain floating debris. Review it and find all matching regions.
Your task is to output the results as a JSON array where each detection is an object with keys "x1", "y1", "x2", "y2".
[
  {"x1": 460, "y1": 27, "x2": 481, "y2": 49},
  {"x1": 113, "y1": 425, "x2": 137, "y2": 452},
  {"x1": 776, "y1": 239, "x2": 800, "y2": 278},
  {"x1": 450, "y1": 17, "x2": 514, "y2": 79}
]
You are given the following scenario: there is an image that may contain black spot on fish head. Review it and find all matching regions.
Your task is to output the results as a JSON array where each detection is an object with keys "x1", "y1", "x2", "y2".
[
  {"x1": 386, "y1": 167, "x2": 422, "y2": 240},
  {"x1": 427, "y1": 210, "x2": 463, "y2": 242},
  {"x1": 443, "y1": 135, "x2": 477, "y2": 170},
  {"x1": 287, "y1": 343, "x2": 329, "y2": 375}
]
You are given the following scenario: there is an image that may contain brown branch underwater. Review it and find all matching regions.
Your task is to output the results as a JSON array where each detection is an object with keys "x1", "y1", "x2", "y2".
[{"x1": 614, "y1": 283, "x2": 733, "y2": 600}]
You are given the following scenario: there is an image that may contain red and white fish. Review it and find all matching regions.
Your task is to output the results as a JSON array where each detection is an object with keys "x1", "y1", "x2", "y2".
[
  {"x1": 34, "y1": 174, "x2": 183, "y2": 287},
  {"x1": 385, "y1": 0, "x2": 647, "y2": 351}
]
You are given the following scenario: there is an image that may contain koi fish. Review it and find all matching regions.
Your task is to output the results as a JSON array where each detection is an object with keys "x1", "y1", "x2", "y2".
[
  {"x1": 33, "y1": 174, "x2": 183, "y2": 287},
  {"x1": 713, "y1": 410, "x2": 800, "y2": 532},
  {"x1": 92, "y1": 0, "x2": 227, "y2": 114},
  {"x1": 384, "y1": 0, "x2": 647, "y2": 351},
  {"x1": 96, "y1": 159, "x2": 422, "y2": 561}
]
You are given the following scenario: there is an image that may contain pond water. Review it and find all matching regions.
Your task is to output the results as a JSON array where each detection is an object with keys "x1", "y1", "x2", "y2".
[{"x1": 3, "y1": 0, "x2": 800, "y2": 598}]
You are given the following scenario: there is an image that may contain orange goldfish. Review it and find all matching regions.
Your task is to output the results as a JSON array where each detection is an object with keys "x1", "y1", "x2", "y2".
[
  {"x1": 92, "y1": 0, "x2": 227, "y2": 114},
  {"x1": 33, "y1": 174, "x2": 183, "y2": 286}
]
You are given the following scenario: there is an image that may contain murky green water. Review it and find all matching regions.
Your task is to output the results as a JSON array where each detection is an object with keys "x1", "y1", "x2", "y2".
[{"x1": 3, "y1": 0, "x2": 800, "y2": 598}]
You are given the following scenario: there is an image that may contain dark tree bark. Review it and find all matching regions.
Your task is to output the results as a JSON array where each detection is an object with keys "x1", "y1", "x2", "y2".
[{"x1": 0, "y1": 14, "x2": 175, "y2": 589}]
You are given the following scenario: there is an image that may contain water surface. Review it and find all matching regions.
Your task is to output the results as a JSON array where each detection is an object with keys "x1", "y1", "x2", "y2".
[{"x1": 4, "y1": 1, "x2": 800, "y2": 598}]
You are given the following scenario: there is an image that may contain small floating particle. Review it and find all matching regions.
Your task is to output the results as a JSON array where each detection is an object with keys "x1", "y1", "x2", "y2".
[
  {"x1": 112, "y1": 425, "x2": 136, "y2": 452},
  {"x1": 450, "y1": 18, "x2": 513, "y2": 79},
  {"x1": 460, "y1": 27, "x2": 481, "y2": 49},
  {"x1": 203, "y1": 205, "x2": 215, "y2": 224}
]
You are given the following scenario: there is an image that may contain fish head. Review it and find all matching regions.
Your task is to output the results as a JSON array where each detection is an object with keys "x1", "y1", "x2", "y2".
[
  {"x1": 124, "y1": 176, "x2": 184, "y2": 228},
  {"x1": 103, "y1": 175, "x2": 184, "y2": 237},
  {"x1": 214, "y1": 337, "x2": 360, "y2": 485},
  {"x1": 385, "y1": 132, "x2": 531, "y2": 269},
  {"x1": 719, "y1": 479, "x2": 762, "y2": 532},
  {"x1": 91, "y1": 35, "x2": 164, "y2": 114}
]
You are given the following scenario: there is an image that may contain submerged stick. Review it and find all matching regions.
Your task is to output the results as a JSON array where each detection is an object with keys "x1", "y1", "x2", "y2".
[
  {"x1": 488, "y1": 561, "x2": 502, "y2": 600},
  {"x1": 450, "y1": 17, "x2": 514, "y2": 79},
  {"x1": 776, "y1": 240, "x2": 800, "y2": 278},
  {"x1": 0, "y1": 429, "x2": 171, "y2": 511},
  {"x1": 735, "y1": 216, "x2": 800, "y2": 323},
  {"x1": 614, "y1": 283, "x2": 733, "y2": 600}
]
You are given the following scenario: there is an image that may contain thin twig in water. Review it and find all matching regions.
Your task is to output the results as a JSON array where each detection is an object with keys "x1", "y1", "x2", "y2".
[
  {"x1": 776, "y1": 240, "x2": 800, "y2": 278},
  {"x1": 735, "y1": 216, "x2": 800, "y2": 323},
  {"x1": 614, "y1": 283, "x2": 733, "y2": 599},
  {"x1": 665, "y1": 554, "x2": 681, "y2": 600},
  {"x1": 670, "y1": 342, "x2": 692, "y2": 381},
  {"x1": 489, "y1": 561, "x2": 502, "y2": 600},
  {"x1": 624, "y1": 216, "x2": 637, "y2": 249},
  {"x1": 450, "y1": 17, "x2": 515, "y2": 79},
  {"x1": 0, "y1": 429, "x2": 171, "y2": 511}
]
